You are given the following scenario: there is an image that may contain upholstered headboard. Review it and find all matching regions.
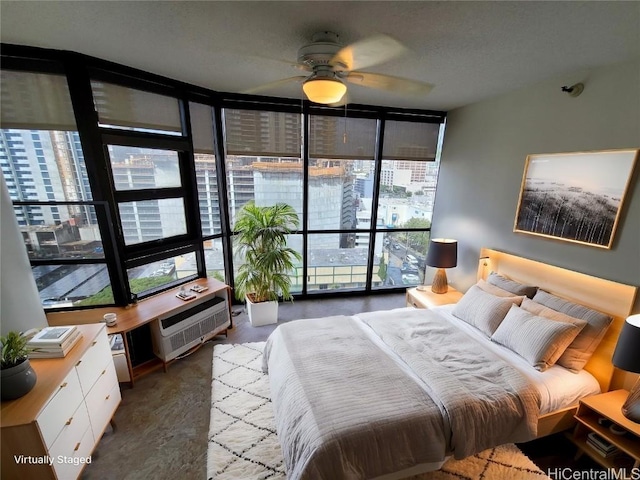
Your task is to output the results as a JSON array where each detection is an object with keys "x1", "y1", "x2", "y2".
[{"x1": 476, "y1": 248, "x2": 637, "y2": 392}]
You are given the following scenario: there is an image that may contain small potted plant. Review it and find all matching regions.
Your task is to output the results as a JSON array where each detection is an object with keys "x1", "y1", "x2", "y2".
[
  {"x1": 1, "y1": 331, "x2": 37, "y2": 401},
  {"x1": 234, "y1": 202, "x2": 302, "y2": 326}
]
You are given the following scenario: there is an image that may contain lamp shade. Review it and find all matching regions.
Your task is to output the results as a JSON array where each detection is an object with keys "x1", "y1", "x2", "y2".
[
  {"x1": 613, "y1": 314, "x2": 640, "y2": 374},
  {"x1": 426, "y1": 239, "x2": 457, "y2": 269},
  {"x1": 302, "y1": 78, "x2": 347, "y2": 104}
]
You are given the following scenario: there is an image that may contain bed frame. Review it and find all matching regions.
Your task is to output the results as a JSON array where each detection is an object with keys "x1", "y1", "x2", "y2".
[{"x1": 477, "y1": 248, "x2": 637, "y2": 437}]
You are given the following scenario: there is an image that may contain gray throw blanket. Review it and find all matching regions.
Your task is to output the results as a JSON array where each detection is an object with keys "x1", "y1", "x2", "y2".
[{"x1": 263, "y1": 308, "x2": 540, "y2": 480}]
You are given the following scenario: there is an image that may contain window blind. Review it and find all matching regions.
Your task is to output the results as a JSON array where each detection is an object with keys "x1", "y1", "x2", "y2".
[
  {"x1": 223, "y1": 109, "x2": 301, "y2": 157},
  {"x1": 189, "y1": 102, "x2": 215, "y2": 154},
  {"x1": 1, "y1": 70, "x2": 77, "y2": 131},
  {"x1": 90, "y1": 80, "x2": 182, "y2": 134},
  {"x1": 309, "y1": 116, "x2": 377, "y2": 160},
  {"x1": 382, "y1": 120, "x2": 440, "y2": 161}
]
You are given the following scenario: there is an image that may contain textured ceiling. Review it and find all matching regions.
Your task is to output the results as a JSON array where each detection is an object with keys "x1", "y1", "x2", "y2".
[{"x1": 1, "y1": 1, "x2": 639, "y2": 111}]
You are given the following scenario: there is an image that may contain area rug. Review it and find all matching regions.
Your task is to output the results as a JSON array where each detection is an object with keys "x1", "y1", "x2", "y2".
[{"x1": 207, "y1": 342, "x2": 550, "y2": 480}]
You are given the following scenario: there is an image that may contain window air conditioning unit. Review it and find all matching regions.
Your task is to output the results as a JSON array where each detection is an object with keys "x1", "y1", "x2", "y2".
[{"x1": 151, "y1": 296, "x2": 230, "y2": 362}]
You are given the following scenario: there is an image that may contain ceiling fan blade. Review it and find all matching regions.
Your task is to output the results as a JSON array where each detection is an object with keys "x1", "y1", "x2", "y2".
[
  {"x1": 345, "y1": 72, "x2": 434, "y2": 96},
  {"x1": 241, "y1": 76, "x2": 307, "y2": 95},
  {"x1": 331, "y1": 35, "x2": 406, "y2": 71}
]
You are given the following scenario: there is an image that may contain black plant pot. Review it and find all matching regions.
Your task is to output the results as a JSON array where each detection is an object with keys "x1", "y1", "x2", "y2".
[{"x1": 1, "y1": 359, "x2": 37, "y2": 401}]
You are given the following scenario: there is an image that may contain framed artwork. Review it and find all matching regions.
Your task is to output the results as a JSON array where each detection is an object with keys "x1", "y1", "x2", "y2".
[{"x1": 514, "y1": 149, "x2": 638, "y2": 249}]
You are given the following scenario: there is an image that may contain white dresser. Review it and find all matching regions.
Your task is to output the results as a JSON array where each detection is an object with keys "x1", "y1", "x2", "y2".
[{"x1": 1, "y1": 324, "x2": 121, "y2": 480}]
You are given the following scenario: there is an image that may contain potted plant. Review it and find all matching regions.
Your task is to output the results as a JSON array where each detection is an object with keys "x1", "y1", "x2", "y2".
[
  {"x1": 234, "y1": 202, "x2": 302, "y2": 326},
  {"x1": 1, "y1": 331, "x2": 37, "y2": 401}
]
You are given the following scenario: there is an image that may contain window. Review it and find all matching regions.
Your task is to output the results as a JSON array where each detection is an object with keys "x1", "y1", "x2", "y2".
[
  {"x1": 224, "y1": 109, "x2": 303, "y2": 228},
  {"x1": 191, "y1": 102, "x2": 222, "y2": 236},
  {"x1": 1, "y1": 68, "x2": 114, "y2": 309},
  {"x1": 2, "y1": 46, "x2": 446, "y2": 312}
]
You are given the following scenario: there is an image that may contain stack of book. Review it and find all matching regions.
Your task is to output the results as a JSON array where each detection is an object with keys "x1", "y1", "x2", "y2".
[
  {"x1": 587, "y1": 432, "x2": 619, "y2": 458},
  {"x1": 27, "y1": 326, "x2": 82, "y2": 358}
]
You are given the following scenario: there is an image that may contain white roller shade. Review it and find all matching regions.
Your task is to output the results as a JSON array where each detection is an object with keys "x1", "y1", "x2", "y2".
[
  {"x1": 382, "y1": 120, "x2": 440, "y2": 161},
  {"x1": 309, "y1": 116, "x2": 377, "y2": 160},
  {"x1": 91, "y1": 80, "x2": 182, "y2": 133},
  {"x1": 224, "y1": 109, "x2": 301, "y2": 157},
  {"x1": 1, "y1": 70, "x2": 77, "y2": 131},
  {"x1": 189, "y1": 102, "x2": 215, "y2": 154}
]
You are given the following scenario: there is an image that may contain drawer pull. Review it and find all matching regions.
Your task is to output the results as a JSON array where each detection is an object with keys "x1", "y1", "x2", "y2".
[
  {"x1": 92, "y1": 340, "x2": 97, "y2": 346},
  {"x1": 74, "y1": 442, "x2": 81, "y2": 452},
  {"x1": 101, "y1": 369, "x2": 106, "y2": 375},
  {"x1": 66, "y1": 417, "x2": 73, "y2": 426},
  {"x1": 76, "y1": 360, "x2": 82, "y2": 367},
  {"x1": 105, "y1": 394, "x2": 110, "y2": 400},
  {"x1": 60, "y1": 382, "x2": 68, "y2": 389}
]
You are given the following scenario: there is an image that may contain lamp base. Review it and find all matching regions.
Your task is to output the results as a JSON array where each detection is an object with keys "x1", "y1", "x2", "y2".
[
  {"x1": 431, "y1": 269, "x2": 448, "y2": 294},
  {"x1": 622, "y1": 378, "x2": 640, "y2": 423}
]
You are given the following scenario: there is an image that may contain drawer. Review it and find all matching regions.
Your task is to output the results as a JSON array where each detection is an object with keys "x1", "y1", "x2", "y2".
[
  {"x1": 85, "y1": 365, "x2": 120, "y2": 440},
  {"x1": 75, "y1": 331, "x2": 111, "y2": 396},
  {"x1": 37, "y1": 367, "x2": 83, "y2": 448},
  {"x1": 51, "y1": 424, "x2": 94, "y2": 480},
  {"x1": 49, "y1": 401, "x2": 93, "y2": 469}
]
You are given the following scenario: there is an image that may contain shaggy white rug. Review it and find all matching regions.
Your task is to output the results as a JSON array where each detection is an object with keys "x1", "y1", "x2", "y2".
[{"x1": 207, "y1": 342, "x2": 550, "y2": 480}]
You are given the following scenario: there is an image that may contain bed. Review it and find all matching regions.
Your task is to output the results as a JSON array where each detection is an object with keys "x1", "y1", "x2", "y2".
[{"x1": 262, "y1": 248, "x2": 637, "y2": 480}]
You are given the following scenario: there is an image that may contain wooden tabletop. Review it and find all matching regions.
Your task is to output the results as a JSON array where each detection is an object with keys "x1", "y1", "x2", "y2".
[{"x1": 46, "y1": 278, "x2": 230, "y2": 334}]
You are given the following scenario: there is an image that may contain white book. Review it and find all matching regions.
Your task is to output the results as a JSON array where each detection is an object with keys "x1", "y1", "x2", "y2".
[
  {"x1": 29, "y1": 331, "x2": 82, "y2": 358},
  {"x1": 27, "y1": 326, "x2": 77, "y2": 347}
]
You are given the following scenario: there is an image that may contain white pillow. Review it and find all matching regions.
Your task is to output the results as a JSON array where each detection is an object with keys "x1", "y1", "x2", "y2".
[
  {"x1": 452, "y1": 285, "x2": 524, "y2": 336},
  {"x1": 491, "y1": 305, "x2": 585, "y2": 371}
]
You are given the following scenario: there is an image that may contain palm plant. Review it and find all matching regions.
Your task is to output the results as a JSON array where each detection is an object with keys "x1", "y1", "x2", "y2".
[
  {"x1": 234, "y1": 202, "x2": 302, "y2": 303},
  {"x1": 1, "y1": 331, "x2": 29, "y2": 369}
]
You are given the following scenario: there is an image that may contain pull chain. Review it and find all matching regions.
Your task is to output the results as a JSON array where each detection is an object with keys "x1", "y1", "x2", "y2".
[{"x1": 343, "y1": 102, "x2": 348, "y2": 144}]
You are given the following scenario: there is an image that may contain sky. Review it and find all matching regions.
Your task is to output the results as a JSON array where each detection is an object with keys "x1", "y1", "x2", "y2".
[{"x1": 525, "y1": 150, "x2": 636, "y2": 195}]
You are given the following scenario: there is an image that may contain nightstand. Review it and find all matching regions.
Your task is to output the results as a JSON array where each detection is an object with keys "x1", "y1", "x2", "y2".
[
  {"x1": 568, "y1": 390, "x2": 640, "y2": 469},
  {"x1": 406, "y1": 286, "x2": 463, "y2": 309}
]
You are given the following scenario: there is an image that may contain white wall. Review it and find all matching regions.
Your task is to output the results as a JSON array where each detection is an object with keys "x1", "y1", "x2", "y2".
[
  {"x1": 433, "y1": 58, "x2": 640, "y2": 311},
  {"x1": 1, "y1": 174, "x2": 48, "y2": 335}
]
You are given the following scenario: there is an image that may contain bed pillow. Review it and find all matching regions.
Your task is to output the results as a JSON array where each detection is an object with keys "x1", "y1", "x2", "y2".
[
  {"x1": 476, "y1": 278, "x2": 520, "y2": 298},
  {"x1": 487, "y1": 272, "x2": 538, "y2": 299},
  {"x1": 520, "y1": 298, "x2": 590, "y2": 372},
  {"x1": 491, "y1": 305, "x2": 585, "y2": 371},
  {"x1": 452, "y1": 285, "x2": 525, "y2": 336},
  {"x1": 531, "y1": 290, "x2": 613, "y2": 371}
]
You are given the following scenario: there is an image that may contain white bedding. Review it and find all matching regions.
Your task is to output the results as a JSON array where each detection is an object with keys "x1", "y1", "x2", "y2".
[
  {"x1": 360, "y1": 305, "x2": 600, "y2": 415},
  {"x1": 264, "y1": 308, "x2": 541, "y2": 480}
]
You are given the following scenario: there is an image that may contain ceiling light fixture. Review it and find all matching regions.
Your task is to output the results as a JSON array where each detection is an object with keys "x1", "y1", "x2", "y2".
[{"x1": 302, "y1": 77, "x2": 347, "y2": 104}]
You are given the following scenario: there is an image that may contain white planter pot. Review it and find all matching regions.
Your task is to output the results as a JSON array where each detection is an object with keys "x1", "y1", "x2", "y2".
[{"x1": 246, "y1": 296, "x2": 278, "y2": 326}]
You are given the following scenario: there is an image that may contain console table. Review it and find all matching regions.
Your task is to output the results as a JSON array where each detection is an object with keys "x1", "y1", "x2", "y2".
[{"x1": 46, "y1": 278, "x2": 231, "y2": 386}]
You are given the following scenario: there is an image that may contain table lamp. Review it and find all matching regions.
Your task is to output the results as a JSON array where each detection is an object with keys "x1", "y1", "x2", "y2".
[
  {"x1": 424, "y1": 238, "x2": 457, "y2": 294},
  {"x1": 612, "y1": 314, "x2": 640, "y2": 423}
]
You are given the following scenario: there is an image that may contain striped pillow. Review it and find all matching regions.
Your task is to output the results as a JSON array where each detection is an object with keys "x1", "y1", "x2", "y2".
[
  {"x1": 491, "y1": 304, "x2": 585, "y2": 371},
  {"x1": 532, "y1": 290, "x2": 613, "y2": 371},
  {"x1": 487, "y1": 272, "x2": 538, "y2": 299},
  {"x1": 476, "y1": 278, "x2": 520, "y2": 298},
  {"x1": 452, "y1": 285, "x2": 524, "y2": 336}
]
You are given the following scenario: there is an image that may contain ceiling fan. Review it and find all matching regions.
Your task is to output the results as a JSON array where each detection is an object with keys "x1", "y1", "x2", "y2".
[{"x1": 243, "y1": 31, "x2": 434, "y2": 105}]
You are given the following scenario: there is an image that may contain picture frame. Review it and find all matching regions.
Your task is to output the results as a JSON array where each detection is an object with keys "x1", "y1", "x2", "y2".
[{"x1": 513, "y1": 149, "x2": 638, "y2": 249}]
